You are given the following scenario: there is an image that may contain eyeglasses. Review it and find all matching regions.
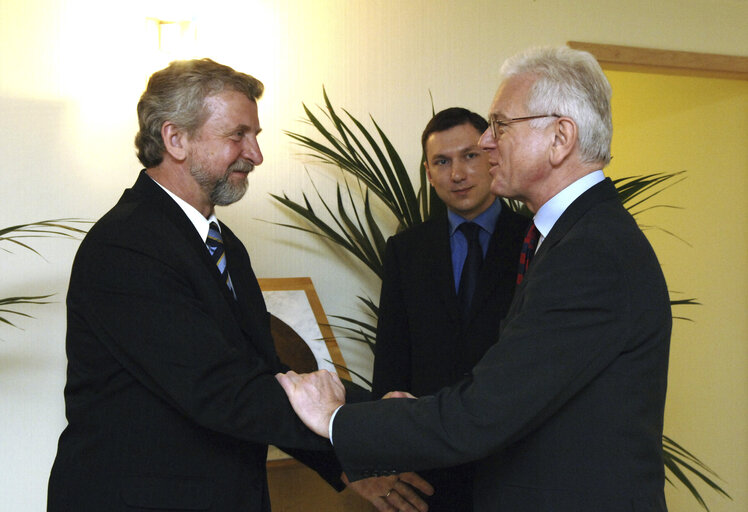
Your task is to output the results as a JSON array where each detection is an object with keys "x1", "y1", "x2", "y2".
[{"x1": 489, "y1": 114, "x2": 560, "y2": 140}]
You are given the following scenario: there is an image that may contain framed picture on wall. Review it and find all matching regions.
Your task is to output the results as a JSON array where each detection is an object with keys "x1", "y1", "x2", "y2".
[{"x1": 258, "y1": 277, "x2": 350, "y2": 462}]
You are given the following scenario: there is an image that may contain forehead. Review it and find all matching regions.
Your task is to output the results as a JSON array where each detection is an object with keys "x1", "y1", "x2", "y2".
[
  {"x1": 202, "y1": 90, "x2": 259, "y2": 128},
  {"x1": 425, "y1": 122, "x2": 483, "y2": 155},
  {"x1": 489, "y1": 74, "x2": 535, "y2": 116}
]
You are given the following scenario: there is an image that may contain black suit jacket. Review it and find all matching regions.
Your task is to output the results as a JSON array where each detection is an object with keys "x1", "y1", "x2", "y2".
[
  {"x1": 48, "y1": 171, "x2": 340, "y2": 511},
  {"x1": 333, "y1": 179, "x2": 671, "y2": 511},
  {"x1": 371, "y1": 205, "x2": 527, "y2": 510}
]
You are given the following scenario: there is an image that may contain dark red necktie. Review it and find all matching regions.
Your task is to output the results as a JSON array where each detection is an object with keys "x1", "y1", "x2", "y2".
[{"x1": 516, "y1": 222, "x2": 539, "y2": 285}]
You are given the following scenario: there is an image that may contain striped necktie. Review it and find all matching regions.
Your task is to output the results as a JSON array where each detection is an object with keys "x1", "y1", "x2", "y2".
[
  {"x1": 516, "y1": 222, "x2": 539, "y2": 285},
  {"x1": 206, "y1": 222, "x2": 234, "y2": 293}
]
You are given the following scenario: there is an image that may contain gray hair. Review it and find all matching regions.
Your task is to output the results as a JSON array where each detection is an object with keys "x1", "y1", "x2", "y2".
[
  {"x1": 135, "y1": 58, "x2": 264, "y2": 168},
  {"x1": 501, "y1": 46, "x2": 612, "y2": 165}
]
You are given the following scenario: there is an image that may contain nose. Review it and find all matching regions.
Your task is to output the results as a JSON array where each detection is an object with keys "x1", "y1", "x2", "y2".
[
  {"x1": 478, "y1": 126, "x2": 496, "y2": 152},
  {"x1": 243, "y1": 137, "x2": 263, "y2": 166},
  {"x1": 450, "y1": 162, "x2": 466, "y2": 182}
]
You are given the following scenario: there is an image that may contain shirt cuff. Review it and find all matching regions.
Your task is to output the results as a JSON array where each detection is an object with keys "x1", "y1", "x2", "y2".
[{"x1": 329, "y1": 405, "x2": 343, "y2": 444}]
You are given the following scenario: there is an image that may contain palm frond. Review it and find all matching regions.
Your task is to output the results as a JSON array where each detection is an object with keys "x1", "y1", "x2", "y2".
[
  {"x1": 1, "y1": 219, "x2": 90, "y2": 257},
  {"x1": 663, "y1": 435, "x2": 731, "y2": 510},
  {"x1": 0, "y1": 294, "x2": 55, "y2": 329},
  {"x1": 269, "y1": 186, "x2": 384, "y2": 278},
  {"x1": 327, "y1": 361, "x2": 372, "y2": 388},
  {"x1": 612, "y1": 172, "x2": 686, "y2": 214},
  {"x1": 2, "y1": 219, "x2": 89, "y2": 331}
]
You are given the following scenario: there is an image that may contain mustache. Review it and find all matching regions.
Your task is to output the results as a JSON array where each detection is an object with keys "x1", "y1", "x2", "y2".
[{"x1": 228, "y1": 159, "x2": 254, "y2": 174}]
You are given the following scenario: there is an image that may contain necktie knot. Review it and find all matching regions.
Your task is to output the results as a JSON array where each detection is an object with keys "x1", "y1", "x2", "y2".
[
  {"x1": 206, "y1": 222, "x2": 224, "y2": 253},
  {"x1": 458, "y1": 221, "x2": 481, "y2": 243},
  {"x1": 516, "y1": 222, "x2": 539, "y2": 285},
  {"x1": 206, "y1": 222, "x2": 234, "y2": 294}
]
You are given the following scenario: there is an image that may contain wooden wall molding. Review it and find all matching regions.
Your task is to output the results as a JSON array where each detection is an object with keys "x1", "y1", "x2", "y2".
[{"x1": 568, "y1": 41, "x2": 748, "y2": 80}]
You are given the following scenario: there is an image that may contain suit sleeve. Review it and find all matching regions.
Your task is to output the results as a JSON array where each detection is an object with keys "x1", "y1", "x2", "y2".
[
  {"x1": 371, "y1": 237, "x2": 413, "y2": 399},
  {"x1": 333, "y1": 235, "x2": 635, "y2": 477},
  {"x1": 69, "y1": 232, "x2": 331, "y2": 452}
]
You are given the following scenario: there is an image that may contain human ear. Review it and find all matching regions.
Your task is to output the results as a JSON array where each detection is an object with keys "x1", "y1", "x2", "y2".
[
  {"x1": 161, "y1": 122, "x2": 188, "y2": 161},
  {"x1": 424, "y1": 161, "x2": 435, "y2": 186},
  {"x1": 549, "y1": 117, "x2": 577, "y2": 166}
]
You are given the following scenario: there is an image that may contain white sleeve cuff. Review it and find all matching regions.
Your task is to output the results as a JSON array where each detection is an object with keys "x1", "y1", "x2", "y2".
[{"x1": 329, "y1": 405, "x2": 343, "y2": 444}]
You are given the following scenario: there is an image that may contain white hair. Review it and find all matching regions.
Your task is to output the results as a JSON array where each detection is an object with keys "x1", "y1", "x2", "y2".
[{"x1": 501, "y1": 46, "x2": 613, "y2": 165}]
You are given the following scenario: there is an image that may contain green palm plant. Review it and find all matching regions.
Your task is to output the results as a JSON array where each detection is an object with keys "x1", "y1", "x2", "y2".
[
  {"x1": 1, "y1": 219, "x2": 89, "y2": 329},
  {"x1": 269, "y1": 90, "x2": 729, "y2": 510}
]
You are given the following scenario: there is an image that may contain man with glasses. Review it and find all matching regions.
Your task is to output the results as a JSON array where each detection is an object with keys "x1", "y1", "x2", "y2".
[{"x1": 277, "y1": 46, "x2": 672, "y2": 511}]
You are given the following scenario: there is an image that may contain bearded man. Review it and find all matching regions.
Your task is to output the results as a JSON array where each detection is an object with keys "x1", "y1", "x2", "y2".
[{"x1": 47, "y1": 58, "x2": 350, "y2": 512}]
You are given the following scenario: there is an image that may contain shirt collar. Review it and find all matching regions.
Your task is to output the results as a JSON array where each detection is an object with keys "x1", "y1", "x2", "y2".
[
  {"x1": 534, "y1": 170, "x2": 605, "y2": 240},
  {"x1": 148, "y1": 175, "x2": 219, "y2": 242},
  {"x1": 448, "y1": 199, "x2": 502, "y2": 236}
]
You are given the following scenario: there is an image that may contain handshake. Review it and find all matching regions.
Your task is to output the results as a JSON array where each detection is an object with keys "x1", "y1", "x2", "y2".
[
  {"x1": 275, "y1": 370, "x2": 430, "y2": 512},
  {"x1": 275, "y1": 370, "x2": 415, "y2": 438}
]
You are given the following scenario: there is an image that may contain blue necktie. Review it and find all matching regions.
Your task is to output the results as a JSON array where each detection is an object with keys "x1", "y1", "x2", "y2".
[
  {"x1": 458, "y1": 222, "x2": 483, "y2": 316},
  {"x1": 206, "y1": 222, "x2": 234, "y2": 293}
]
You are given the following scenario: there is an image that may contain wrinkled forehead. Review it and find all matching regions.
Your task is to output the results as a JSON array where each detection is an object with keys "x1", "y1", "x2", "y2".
[{"x1": 489, "y1": 74, "x2": 536, "y2": 118}]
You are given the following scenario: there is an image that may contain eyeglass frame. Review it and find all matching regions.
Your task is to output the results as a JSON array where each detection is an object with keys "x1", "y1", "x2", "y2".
[{"x1": 488, "y1": 114, "x2": 561, "y2": 140}]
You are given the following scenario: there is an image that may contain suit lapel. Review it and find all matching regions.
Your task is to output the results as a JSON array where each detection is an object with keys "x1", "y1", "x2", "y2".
[
  {"x1": 465, "y1": 208, "x2": 528, "y2": 322},
  {"x1": 221, "y1": 224, "x2": 280, "y2": 366},
  {"x1": 132, "y1": 171, "x2": 214, "y2": 270},
  {"x1": 523, "y1": 178, "x2": 618, "y2": 281},
  {"x1": 425, "y1": 217, "x2": 462, "y2": 324},
  {"x1": 133, "y1": 171, "x2": 276, "y2": 362}
]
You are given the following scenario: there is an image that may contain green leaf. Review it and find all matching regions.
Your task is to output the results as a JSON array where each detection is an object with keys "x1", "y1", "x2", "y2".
[{"x1": 327, "y1": 361, "x2": 372, "y2": 388}]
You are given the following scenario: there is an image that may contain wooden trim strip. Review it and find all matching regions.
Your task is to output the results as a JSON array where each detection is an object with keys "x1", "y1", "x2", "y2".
[
  {"x1": 258, "y1": 277, "x2": 351, "y2": 380},
  {"x1": 568, "y1": 41, "x2": 748, "y2": 80}
]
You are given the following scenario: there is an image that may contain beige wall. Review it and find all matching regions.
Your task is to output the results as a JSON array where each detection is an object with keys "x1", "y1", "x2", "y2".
[{"x1": 1, "y1": 0, "x2": 746, "y2": 510}]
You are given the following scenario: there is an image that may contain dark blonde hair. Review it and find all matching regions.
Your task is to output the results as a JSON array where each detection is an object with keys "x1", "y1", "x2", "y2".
[{"x1": 135, "y1": 58, "x2": 264, "y2": 167}]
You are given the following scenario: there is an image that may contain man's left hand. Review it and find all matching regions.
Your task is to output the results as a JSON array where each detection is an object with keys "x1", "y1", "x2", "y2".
[{"x1": 343, "y1": 472, "x2": 434, "y2": 512}]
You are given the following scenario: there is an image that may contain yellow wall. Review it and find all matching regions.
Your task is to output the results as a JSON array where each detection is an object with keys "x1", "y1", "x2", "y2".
[{"x1": 605, "y1": 69, "x2": 748, "y2": 510}]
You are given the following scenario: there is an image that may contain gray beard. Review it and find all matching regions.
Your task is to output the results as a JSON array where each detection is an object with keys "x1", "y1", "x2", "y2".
[{"x1": 190, "y1": 159, "x2": 252, "y2": 206}]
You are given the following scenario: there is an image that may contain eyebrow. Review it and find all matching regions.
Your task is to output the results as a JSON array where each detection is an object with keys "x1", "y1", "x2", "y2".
[
  {"x1": 488, "y1": 111, "x2": 505, "y2": 120},
  {"x1": 226, "y1": 124, "x2": 262, "y2": 135},
  {"x1": 430, "y1": 144, "x2": 481, "y2": 161}
]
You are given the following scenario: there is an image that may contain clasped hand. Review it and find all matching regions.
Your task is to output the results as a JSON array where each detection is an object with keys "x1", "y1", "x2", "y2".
[
  {"x1": 275, "y1": 371, "x2": 431, "y2": 510},
  {"x1": 343, "y1": 472, "x2": 434, "y2": 512},
  {"x1": 275, "y1": 369, "x2": 345, "y2": 438}
]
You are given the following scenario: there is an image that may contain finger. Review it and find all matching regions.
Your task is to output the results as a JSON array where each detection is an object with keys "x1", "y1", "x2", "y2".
[
  {"x1": 385, "y1": 486, "x2": 426, "y2": 512},
  {"x1": 399, "y1": 471, "x2": 435, "y2": 495},
  {"x1": 329, "y1": 370, "x2": 343, "y2": 385},
  {"x1": 382, "y1": 390, "x2": 416, "y2": 399},
  {"x1": 373, "y1": 497, "x2": 398, "y2": 512},
  {"x1": 275, "y1": 373, "x2": 296, "y2": 395}
]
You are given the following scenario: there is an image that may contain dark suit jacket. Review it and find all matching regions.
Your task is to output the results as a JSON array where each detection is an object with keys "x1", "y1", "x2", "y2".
[
  {"x1": 48, "y1": 171, "x2": 340, "y2": 512},
  {"x1": 371, "y1": 205, "x2": 527, "y2": 510},
  {"x1": 333, "y1": 178, "x2": 671, "y2": 511}
]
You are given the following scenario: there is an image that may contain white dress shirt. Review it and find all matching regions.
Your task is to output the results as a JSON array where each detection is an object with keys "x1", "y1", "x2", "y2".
[{"x1": 533, "y1": 170, "x2": 605, "y2": 250}]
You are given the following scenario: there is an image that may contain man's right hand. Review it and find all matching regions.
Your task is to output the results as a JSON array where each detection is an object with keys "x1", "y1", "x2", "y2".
[{"x1": 275, "y1": 370, "x2": 345, "y2": 438}]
